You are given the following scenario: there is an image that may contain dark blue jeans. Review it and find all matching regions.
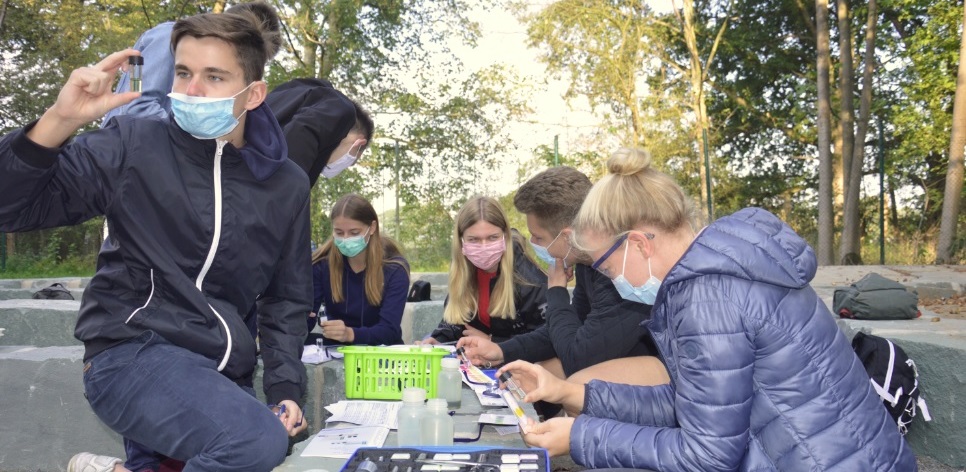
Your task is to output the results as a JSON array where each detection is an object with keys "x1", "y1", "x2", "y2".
[{"x1": 82, "y1": 331, "x2": 288, "y2": 472}]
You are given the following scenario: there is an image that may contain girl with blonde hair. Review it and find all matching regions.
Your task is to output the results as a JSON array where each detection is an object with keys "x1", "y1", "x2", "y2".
[
  {"x1": 311, "y1": 193, "x2": 409, "y2": 345},
  {"x1": 497, "y1": 148, "x2": 914, "y2": 470},
  {"x1": 422, "y1": 196, "x2": 547, "y2": 345}
]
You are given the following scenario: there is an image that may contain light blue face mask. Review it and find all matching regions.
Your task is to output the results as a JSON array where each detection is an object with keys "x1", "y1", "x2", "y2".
[
  {"x1": 611, "y1": 241, "x2": 661, "y2": 305},
  {"x1": 529, "y1": 231, "x2": 571, "y2": 269},
  {"x1": 168, "y1": 83, "x2": 253, "y2": 140},
  {"x1": 334, "y1": 228, "x2": 370, "y2": 258}
]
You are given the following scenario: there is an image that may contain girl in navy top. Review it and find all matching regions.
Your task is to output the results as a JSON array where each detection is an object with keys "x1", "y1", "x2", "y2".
[{"x1": 310, "y1": 193, "x2": 409, "y2": 345}]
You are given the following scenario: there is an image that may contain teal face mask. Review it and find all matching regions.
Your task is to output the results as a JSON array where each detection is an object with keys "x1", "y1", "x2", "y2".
[{"x1": 334, "y1": 228, "x2": 371, "y2": 257}]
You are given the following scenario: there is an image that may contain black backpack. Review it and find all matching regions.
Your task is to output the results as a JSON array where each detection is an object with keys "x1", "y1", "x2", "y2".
[
  {"x1": 407, "y1": 280, "x2": 431, "y2": 302},
  {"x1": 833, "y1": 273, "x2": 920, "y2": 320},
  {"x1": 31, "y1": 283, "x2": 75, "y2": 300},
  {"x1": 852, "y1": 332, "x2": 931, "y2": 435}
]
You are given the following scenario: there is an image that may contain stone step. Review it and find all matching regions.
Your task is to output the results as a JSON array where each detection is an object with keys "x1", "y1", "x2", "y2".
[
  {"x1": 0, "y1": 300, "x2": 82, "y2": 346},
  {"x1": 0, "y1": 346, "x2": 122, "y2": 472},
  {"x1": 0, "y1": 345, "x2": 341, "y2": 472}
]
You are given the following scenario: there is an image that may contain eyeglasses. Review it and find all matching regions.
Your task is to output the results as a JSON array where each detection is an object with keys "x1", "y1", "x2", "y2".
[
  {"x1": 590, "y1": 232, "x2": 655, "y2": 276},
  {"x1": 462, "y1": 234, "x2": 504, "y2": 245}
]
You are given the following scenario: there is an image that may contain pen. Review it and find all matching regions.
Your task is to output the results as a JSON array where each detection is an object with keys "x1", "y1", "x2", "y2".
[{"x1": 273, "y1": 403, "x2": 303, "y2": 427}]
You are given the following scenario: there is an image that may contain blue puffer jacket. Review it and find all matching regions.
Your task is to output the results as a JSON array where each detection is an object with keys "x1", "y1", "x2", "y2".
[{"x1": 571, "y1": 208, "x2": 916, "y2": 471}]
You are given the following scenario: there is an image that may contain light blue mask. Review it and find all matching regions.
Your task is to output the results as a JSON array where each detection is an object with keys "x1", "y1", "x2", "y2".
[
  {"x1": 611, "y1": 242, "x2": 660, "y2": 305},
  {"x1": 334, "y1": 228, "x2": 370, "y2": 257},
  {"x1": 529, "y1": 231, "x2": 570, "y2": 269},
  {"x1": 168, "y1": 83, "x2": 253, "y2": 140}
]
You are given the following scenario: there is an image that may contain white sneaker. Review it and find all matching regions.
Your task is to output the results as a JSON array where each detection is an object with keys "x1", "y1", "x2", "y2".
[{"x1": 67, "y1": 452, "x2": 122, "y2": 472}]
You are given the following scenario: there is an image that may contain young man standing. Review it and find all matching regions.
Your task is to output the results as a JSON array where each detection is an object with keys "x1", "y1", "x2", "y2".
[
  {"x1": 0, "y1": 8, "x2": 309, "y2": 472},
  {"x1": 458, "y1": 167, "x2": 668, "y2": 413}
]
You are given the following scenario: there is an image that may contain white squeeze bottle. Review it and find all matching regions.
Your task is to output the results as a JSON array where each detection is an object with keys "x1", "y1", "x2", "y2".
[
  {"x1": 421, "y1": 398, "x2": 454, "y2": 446},
  {"x1": 396, "y1": 387, "x2": 427, "y2": 446},
  {"x1": 436, "y1": 357, "x2": 462, "y2": 409}
]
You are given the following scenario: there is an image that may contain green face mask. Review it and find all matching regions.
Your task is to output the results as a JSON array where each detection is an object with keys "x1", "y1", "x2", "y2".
[{"x1": 334, "y1": 228, "x2": 371, "y2": 257}]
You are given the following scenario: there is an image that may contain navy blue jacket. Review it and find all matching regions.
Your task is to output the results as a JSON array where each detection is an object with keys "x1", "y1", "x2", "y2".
[
  {"x1": 314, "y1": 255, "x2": 410, "y2": 345},
  {"x1": 499, "y1": 263, "x2": 655, "y2": 376},
  {"x1": 0, "y1": 108, "x2": 312, "y2": 405},
  {"x1": 570, "y1": 208, "x2": 915, "y2": 471}
]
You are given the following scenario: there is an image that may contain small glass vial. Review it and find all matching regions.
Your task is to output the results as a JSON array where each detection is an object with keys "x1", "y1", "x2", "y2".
[
  {"x1": 396, "y1": 387, "x2": 426, "y2": 446},
  {"x1": 499, "y1": 371, "x2": 527, "y2": 402},
  {"x1": 420, "y1": 398, "x2": 453, "y2": 446},
  {"x1": 436, "y1": 357, "x2": 462, "y2": 409},
  {"x1": 128, "y1": 56, "x2": 143, "y2": 93}
]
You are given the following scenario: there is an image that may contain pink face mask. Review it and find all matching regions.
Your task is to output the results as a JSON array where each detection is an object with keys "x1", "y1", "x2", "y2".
[{"x1": 461, "y1": 237, "x2": 506, "y2": 270}]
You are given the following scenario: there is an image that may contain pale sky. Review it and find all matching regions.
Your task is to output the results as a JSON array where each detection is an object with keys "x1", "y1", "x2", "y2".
[{"x1": 371, "y1": 1, "x2": 676, "y2": 215}]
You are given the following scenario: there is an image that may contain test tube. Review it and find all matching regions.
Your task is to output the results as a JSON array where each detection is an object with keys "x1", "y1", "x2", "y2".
[
  {"x1": 498, "y1": 371, "x2": 526, "y2": 402},
  {"x1": 499, "y1": 389, "x2": 530, "y2": 434},
  {"x1": 129, "y1": 56, "x2": 144, "y2": 93}
]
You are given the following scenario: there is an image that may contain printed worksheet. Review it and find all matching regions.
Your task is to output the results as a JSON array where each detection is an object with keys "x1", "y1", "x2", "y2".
[{"x1": 300, "y1": 425, "x2": 390, "y2": 458}]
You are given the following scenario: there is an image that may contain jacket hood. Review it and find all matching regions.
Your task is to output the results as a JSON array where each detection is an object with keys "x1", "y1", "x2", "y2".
[
  {"x1": 668, "y1": 207, "x2": 816, "y2": 290},
  {"x1": 264, "y1": 78, "x2": 356, "y2": 187},
  {"x1": 239, "y1": 104, "x2": 289, "y2": 181}
]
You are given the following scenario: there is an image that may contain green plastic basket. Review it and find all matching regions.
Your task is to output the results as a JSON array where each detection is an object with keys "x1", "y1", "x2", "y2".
[{"x1": 339, "y1": 346, "x2": 450, "y2": 400}]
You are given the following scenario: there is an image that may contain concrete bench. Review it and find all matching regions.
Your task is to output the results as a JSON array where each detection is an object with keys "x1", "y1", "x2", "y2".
[{"x1": 0, "y1": 268, "x2": 963, "y2": 470}]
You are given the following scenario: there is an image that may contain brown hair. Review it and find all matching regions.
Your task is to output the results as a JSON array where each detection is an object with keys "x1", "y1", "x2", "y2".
[
  {"x1": 171, "y1": 2, "x2": 281, "y2": 83},
  {"x1": 514, "y1": 166, "x2": 592, "y2": 234},
  {"x1": 311, "y1": 194, "x2": 407, "y2": 305}
]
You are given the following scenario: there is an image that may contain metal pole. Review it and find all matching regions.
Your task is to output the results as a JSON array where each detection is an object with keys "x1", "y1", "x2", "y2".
[
  {"x1": 553, "y1": 135, "x2": 559, "y2": 166},
  {"x1": 702, "y1": 128, "x2": 713, "y2": 221},
  {"x1": 394, "y1": 140, "x2": 400, "y2": 240},
  {"x1": 878, "y1": 117, "x2": 885, "y2": 264}
]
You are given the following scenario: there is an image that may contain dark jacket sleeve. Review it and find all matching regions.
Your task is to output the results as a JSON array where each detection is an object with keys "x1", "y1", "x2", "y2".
[
  {"x1": 499, "y1": 324, "x2": 555, "y2": 364},
  {"x1": 264, "y1": 78, "x2": 356, "y2": 187},
  {"x1": 548, "y1": 266, "x2": 653, "y2": 376},
  {"x1": 511, "y1": 245, "x2": 548, "y2": 331},
  {"x1": 0, "y1": 122, "x2": 123, "y2": 232},
  {"x1": 257, "y1": 195, "x2": 312, "y2": 406},
  {"x1": 429, "y1": 294, "x2": 464, "y2": 343},
  {"x1": 352, "y1": 259, "x2": 409, "y2": 345}
]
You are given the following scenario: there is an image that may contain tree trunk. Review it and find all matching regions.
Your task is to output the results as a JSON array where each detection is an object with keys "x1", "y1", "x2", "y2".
[
  {"x1": 817, "y1": 0, "x2": 835, "y2": 265},
  {"x1": 0, "y1": 0, "x2": 9, "y2": 32},
  {"x1": 840, "y1": 0, "x2": 876, "y2": 264},
  {"x1": 836, "y1": 0, "x2": 856, "y2": 263},
  {"x1": 936, "y1": 1, "x2": 966, "y2": 264},
  {"x1": 679, "y1": 0, "x2": 711, "y2": 218},
  {"x1": 320, "y1": 0, "x2": 340, "y2": 78}
]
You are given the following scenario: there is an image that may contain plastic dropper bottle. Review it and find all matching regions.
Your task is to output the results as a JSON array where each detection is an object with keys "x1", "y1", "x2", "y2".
[
  {"x1": 396, "y1": 387, "x2": 426, "y2": 446},
  {"x1": 421, "y1": 398, "x2": 454, "y2": 446},
  {"x1": 499, "y1": 371, "x2": 527, "y2": 402},
  {"x1": 436, "y1": 357, "x2": 462, "y2": 409}
]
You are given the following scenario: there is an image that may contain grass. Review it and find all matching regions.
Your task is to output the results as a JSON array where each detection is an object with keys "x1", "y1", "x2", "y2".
[{"x1": 0, "y1": 255, "x2": 96, "y2": 279}]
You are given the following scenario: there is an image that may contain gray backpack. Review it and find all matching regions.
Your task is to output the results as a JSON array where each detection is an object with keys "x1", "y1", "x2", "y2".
[{"x1": 833, "y1": 273, "x2": 920, "y2": 320}]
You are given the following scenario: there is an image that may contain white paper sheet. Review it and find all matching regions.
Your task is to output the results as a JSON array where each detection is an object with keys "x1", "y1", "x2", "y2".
[
  {"x1": 324, "y1": 400, "x2": 402, "y2": 429},
  {"x1": 299, "y1": 425, "x2": 390, "y2": 458}
]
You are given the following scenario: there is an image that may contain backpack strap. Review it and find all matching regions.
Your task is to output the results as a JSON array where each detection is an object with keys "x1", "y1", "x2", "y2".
[{"x1": 869, "y1": 338, "x2": 901, "y2": 406}]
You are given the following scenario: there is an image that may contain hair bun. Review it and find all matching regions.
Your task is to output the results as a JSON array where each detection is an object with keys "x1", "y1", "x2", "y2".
[{"x1": 607, "y1": 147, "x2": 652, "y2": 176}]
